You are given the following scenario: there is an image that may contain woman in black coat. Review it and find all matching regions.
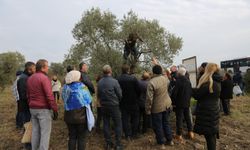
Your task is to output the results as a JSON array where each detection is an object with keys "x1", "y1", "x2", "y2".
[
  {"x1": 193, "y1": 63, "x2": 220, "y2": 150},
  {"x1": 220, "y1": 72, "x2": 233, "y2": 115}
]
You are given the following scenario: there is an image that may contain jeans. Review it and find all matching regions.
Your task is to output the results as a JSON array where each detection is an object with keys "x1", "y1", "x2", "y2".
[
  {"x1": 30, "y1": 109, "x2": 52, "y2": 150},
  {"x1": 221, "y1": 99, "x2": 230, "y2": 115},
  {"x1": 66, "y1": 123, "x2": 88, "y2": 150},
  {"x1": 151, "y1": 109, "x2": 173, "y2": 144},
  {"x1": 121, "y1": 108, "x2": 140, "y2": 138},
  {"x1": 204, "y1": 134, "x2": 216, "y2": 150},
  {"x1": 102, "y1": 106, "x2": 122, "y2": 146},
  {"x1": 175, "y1": 107, "x2": 193, "y2": 135},
  {"x1": 95, "y1": 107, "x2": 103, "y2": 129}
]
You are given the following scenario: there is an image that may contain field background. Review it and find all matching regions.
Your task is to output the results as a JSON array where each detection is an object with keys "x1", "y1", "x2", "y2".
[{"x1": 1, "y1": 87, "x2": 250, "y2": 150}]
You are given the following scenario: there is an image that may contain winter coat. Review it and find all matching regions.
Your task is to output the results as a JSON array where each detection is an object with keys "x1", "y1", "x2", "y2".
[
  {"x1": 146, "y1": 75, "x2": 172, "y2": 114},
  {"x1": 138, "y1": 80, "x2": 149, "y2": 108},
  {"x1": 80, "y1": 72, "x2": 95, "y2": 95},
  {"x1": 62, "y1": 82, "x2": 92, "y2": 124},
  {"x1": 27, "y1": 71, "x2": 58, "y2": 112},
  {"x1": 172, "y1": 75, "x2": 192, "y2": 108},
  {"x1": 193, "y1": 81, "x2": 220, "y2": 136},
  {"x1": 220, "y1": 79, "x2": 233, "y2": 99},
  {"x1": 17, "y1": 71, "x2": 30, "y2": 112},
  {"x1": 97, "y1": 75, "x2": 122, "y2": 107},
  {"x1": 117, "y1": 73, "x2": 140, "y2": 110},
  {"x1": 51, "y1": 80, "x2": 61, "y2": 92}
]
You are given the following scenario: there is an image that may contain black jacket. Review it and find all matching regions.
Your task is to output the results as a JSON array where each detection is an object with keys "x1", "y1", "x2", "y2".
[
  {"x1": 17, "y1": 71, "x2": 30, "y2": 112},
  {"x1": 193, "y1": 81, "x2": 220, "y2": 136},
  {"x1": 220, "y1": 79, "x2": 233, "y2": 99},
  {"x1": 81, "y1": 72, "x2": 95, "y2": 95},
  {"x1": 138, "y1": 80, "x2": 149, "y2": 108},
  {"x1": 117, "y1": 73, "x2": 140, "y2": 110},
  {"x1": 172, "y1": 76, "x2": 192, "y2": 108},
  {"x1": 97, "y1": 75, "x2": 122, "y2": 107}
]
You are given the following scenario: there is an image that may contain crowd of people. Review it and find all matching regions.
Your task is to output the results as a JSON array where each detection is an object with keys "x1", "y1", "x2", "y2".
[{"x1": 12, "y1": 58, "x2": 239, "y2": 150}]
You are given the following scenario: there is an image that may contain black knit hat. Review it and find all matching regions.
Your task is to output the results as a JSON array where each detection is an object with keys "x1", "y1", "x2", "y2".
[
  {"x1": 152, "y1": 65, "x2": 162, "y2": 75},
  {"x1": 201, "y1": 62, "x2": 208, "y2": 68}
]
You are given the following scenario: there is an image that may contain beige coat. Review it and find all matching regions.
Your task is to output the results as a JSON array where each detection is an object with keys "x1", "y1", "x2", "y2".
[{"x1": 145, "y1": 75, "x2": 172, "y2": 114}]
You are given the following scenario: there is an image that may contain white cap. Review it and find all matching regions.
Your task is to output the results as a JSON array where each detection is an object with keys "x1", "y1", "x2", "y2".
[{"x1": 65, "y1": 70, "x2": 81, "y2": 84}]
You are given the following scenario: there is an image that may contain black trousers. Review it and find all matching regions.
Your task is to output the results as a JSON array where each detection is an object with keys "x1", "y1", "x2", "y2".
[
  {"x1": 138, "y1": 107, "x2": 151, "y2": 133},
  {"x1": 175, "y1": 107, "x2": 193, "y2": 135},
  {"x1": 221, "y1": 99, "x2": 230, "y2": 115},
  {"x1": 102, "y1": 106, "x2": 122, "y2": 146},
  {"x1": 204, "y1": 134, "x2": 216, "y2": 150},
  {"x1": 121, "y1": 108, "x2": 140, "y2": 138},
  {"x1": 66, "y1": 123, "x2": 88, "y2": 150},
  {"x1": 95, "y1": 107, "x2": 103, "y2": 129},
  {"x1": 53, "y1": 91, "x2": 60, "y2": 101}
]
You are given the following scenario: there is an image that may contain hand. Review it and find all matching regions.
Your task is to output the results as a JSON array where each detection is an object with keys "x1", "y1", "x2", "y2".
[{"x1": 53, "y1": 111, "x2": 58, "y2": 120}]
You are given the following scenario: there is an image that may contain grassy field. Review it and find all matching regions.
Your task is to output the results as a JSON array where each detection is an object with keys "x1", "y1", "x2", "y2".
[{"x1": 1, "y1": 87, "x2": 250, "y2": 150}]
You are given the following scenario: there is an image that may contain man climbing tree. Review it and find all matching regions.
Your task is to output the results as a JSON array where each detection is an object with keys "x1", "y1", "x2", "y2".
[{"x1": 123, "y1": 33, "x2": 143, "y2": 60}]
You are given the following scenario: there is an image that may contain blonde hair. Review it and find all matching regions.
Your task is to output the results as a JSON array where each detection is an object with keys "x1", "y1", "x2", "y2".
[{"x1": 197, "y1": 63, "x2": 219, "y2": 93}]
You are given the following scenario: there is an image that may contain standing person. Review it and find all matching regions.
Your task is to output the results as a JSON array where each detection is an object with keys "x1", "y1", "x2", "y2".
[
  {"x1": 97, "y1": 65, "x2": 123, "y2": 150},
  {"x1": 146, "y1": 65, "x2": 174, "y2": 149},
  {"x1": 172, "y1": 67, "x2": 194, "y2": 143},
  {"x1": 138, "y1": 71, "x2": 151, "y2": 134},
  {"x1": 17, "y1": 62, "x2": 36, "y2": 149},
  {"x1": 95, "y1": 74, "x2": 103, "y2": 132},
  {"x1": 233, "y1": 71, "x2": 244, "y2": 95},
  {"x1": 51, "y1": 75, "x2": 61, "y2": 104},
  {"x1": 117, "y1": 64, "x2": 140, "y2": 140},
  {"x1": 79, "y1": 62, "x2": 95, "y2": 95},
  {"x1": 193, "y1": 63, "x2": 220, "y2": 150},
  {"x1": 62, "y1": 70, "x2": 92, "y2": 150},
  {"x1": 220, "y1": 72, "x2": 234, "y2": 115},
  {"x1": 27, "y1": 59, "x2": 58, "y2": 150},
  {"x1": 12, "y1": 70, "x2": 23, "y2": 129}
]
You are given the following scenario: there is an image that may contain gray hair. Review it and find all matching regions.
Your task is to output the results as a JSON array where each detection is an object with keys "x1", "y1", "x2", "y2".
[
  {"x1": 178, "y1": 67, "x2": 186, "y2": 76},
  {"x1": 103, "y1": 65, "x2": 112, "y2": 74}
]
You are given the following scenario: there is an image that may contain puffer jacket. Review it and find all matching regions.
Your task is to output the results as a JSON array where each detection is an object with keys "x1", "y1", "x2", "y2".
[
  {"x1": 62, "y1": 82, "x2": 92, "y2": 124},
  {"x1": 193, "y1": 81, "x2": 220, "y2": 136}
]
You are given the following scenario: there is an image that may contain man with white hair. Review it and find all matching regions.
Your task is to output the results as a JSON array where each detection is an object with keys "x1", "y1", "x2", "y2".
[
  {"x1": 97, "y1": 65, "x2": 123, "y2": 150},
  {"x1": 172, "y1": 67, "x2": 194, "y2": 143}
]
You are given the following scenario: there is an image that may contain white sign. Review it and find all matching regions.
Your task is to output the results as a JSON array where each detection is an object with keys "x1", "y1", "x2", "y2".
[{"x1": 182, "y1": 56, "x2": 197, "y2": 88}]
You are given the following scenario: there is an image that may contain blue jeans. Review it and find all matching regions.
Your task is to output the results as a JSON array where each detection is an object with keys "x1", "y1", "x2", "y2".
[
  {"x1": 102, "y1": 106, "x2": 122, "y2": 146},
  {"x1": 151, "y1": 109, "x2": 173, "y2": 144}
]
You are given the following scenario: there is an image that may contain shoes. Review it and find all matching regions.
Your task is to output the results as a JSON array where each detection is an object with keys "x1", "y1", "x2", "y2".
[
  {"x1": 105, "y1": 143, "x2": 114, "y2": 150},
  {"x1": 115, "y1": 145, "x2": 124, "y2": 150},
  {"x1": 188, "y1": 131, "x2": 194, "y2": 139},
  {"x1": 165, "y1": 140, "x2": 174, "y2": 146},
  {"x1": 175, "y1": 135, "x2": 185, "y2": 144},
  {"x1": 158, "y1": 144, "x2": 166, "y2": 150}
]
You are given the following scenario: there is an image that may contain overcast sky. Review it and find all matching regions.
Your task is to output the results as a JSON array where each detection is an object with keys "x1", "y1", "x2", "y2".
[{"x1": 0, "y1": 0, "x2": 250, "y2": 66}]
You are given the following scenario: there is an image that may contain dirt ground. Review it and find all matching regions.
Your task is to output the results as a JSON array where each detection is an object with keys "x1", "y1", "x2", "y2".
[{"x1": 1, "y1": 88, "x2": 250, "y2": 150}]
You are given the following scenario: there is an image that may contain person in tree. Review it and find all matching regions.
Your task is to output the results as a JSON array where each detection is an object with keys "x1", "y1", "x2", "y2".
[{"x1": 123, "y1": 33, "x2": 143, "y2": 60}]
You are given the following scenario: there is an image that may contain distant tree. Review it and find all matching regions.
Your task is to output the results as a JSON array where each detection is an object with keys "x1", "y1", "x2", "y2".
[
  {"x1": 49, "y1": 62, "x2": 65, "y2": 76},
  {"x1": 64, "y1": 8, "x2": 183, "y2": 76},
  {"x1": 0, "y1": 51, "x2": 25, "y2": 90}
]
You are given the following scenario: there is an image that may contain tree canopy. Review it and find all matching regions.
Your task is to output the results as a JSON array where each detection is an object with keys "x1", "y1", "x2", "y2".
[
  {"x1": 0, "y1": 51, "x2": 25, "y2": 90},
  {"x1": 64, "y1": 8, "x2": 183, "y2": 76}
]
